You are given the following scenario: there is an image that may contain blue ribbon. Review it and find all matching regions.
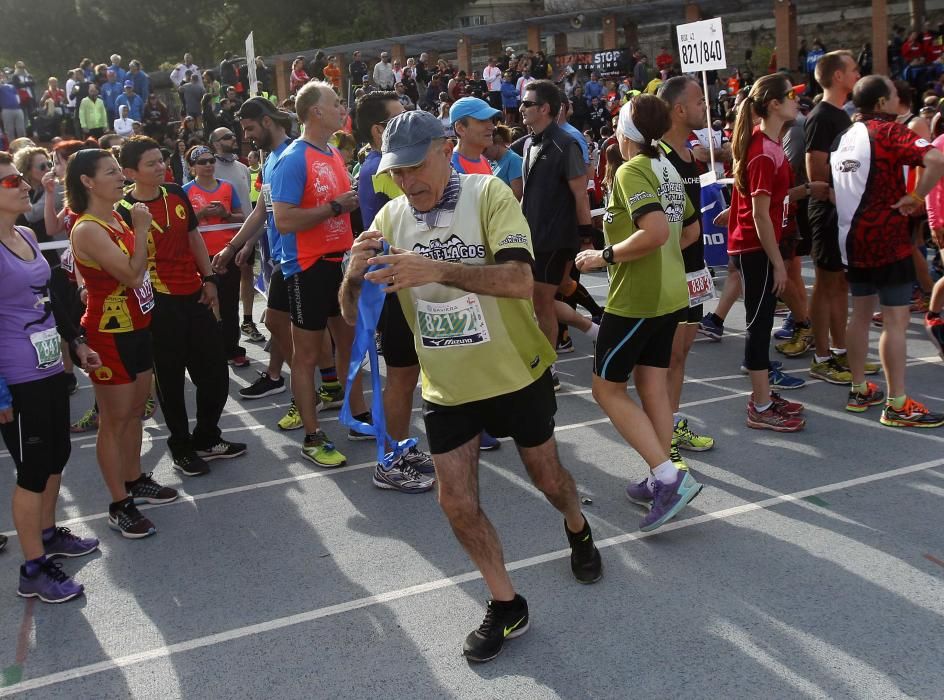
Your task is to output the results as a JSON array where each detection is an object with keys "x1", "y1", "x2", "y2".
[{"x1": 339, "y1": 242, "x2": 417, "y2": 468}]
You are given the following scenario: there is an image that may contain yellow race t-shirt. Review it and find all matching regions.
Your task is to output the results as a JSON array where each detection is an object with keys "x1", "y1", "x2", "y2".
[
  {"x1": 602, "y1": 153, "x2": 695, "y2": 318},
  {"x1": 372, "y1": 174, "x2": 555, "y2": 405}
]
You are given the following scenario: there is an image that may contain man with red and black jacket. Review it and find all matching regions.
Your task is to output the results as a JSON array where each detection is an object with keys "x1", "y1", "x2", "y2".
[{"x1": 832, "y1": 75, "x2": 944, "y2": 427}]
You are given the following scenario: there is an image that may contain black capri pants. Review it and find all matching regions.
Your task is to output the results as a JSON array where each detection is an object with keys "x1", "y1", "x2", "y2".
[
  {"x1": 731, "y1": 250, "x2": 777, "y2": 372},
  {"x1": 0, "y1": 373, "x2": 71, "y2": 493}
]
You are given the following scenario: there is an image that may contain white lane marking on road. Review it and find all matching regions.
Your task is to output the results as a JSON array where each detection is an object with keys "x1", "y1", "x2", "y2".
[
  {"x1": 0, "y1": 388, "x2": 752, "y2": 538},
  {"x1": 3, "y1": 456, "x2": 941, "y2": 696}
]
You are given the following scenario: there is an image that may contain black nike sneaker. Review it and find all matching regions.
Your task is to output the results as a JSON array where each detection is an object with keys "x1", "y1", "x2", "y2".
[
  {"x1": 463, "y1": 594, "x2": 529, "y2": 663},
  {"x1": 565, "y1": 516, "x2": 603, "y2": 584}
]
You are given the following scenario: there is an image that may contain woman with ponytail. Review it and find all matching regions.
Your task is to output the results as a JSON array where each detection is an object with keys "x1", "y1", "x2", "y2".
[
  {"x1": 728, "y1": 73, "x2": 829, "y2": 432},
  {"x1": 576, "y1": 95, "x2": 703, "y2": 533}
]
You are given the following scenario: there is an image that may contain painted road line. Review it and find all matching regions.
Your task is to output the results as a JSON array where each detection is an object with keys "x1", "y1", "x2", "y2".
[
  {"x1": 2, "y1": 456, "x2": 942, "y2": 696},
  {"x1": 0, "y1": 387, "x2": 762, "y2": 539}
]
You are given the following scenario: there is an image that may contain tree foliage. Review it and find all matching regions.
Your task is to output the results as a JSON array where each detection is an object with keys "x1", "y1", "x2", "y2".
[{"x1": 0, "y1": 0, "x2": 465, "y2": 79}]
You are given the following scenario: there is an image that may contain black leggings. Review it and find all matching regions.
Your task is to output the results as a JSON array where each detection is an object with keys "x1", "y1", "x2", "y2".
[
  {"x1": 0, "y1": 373, "x2": 71, "y2": 493},
  {"x1": 732, "y1": 250, "x2": 777, "y2": 372}
]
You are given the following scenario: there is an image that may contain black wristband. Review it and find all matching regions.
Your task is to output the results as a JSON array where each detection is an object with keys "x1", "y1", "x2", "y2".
[
  {"x1": 70, "y1": 335, "x2": 87, "y2": 350},
  {"x1": 202, "y1": 273, "x2": 220, "y2": 286}
]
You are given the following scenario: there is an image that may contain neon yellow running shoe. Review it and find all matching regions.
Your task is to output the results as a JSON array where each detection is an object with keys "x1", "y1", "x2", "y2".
[
  {"x1": 669, "y1": 440, "x2": 689, "y2": 470},
  {"x1": 317, "y1": 382, "x2": 345, "y2": 410},
  {"x1": 142, "y1": 396, "x2": 156, "y2": 420},
  {"x1": 831, "y1": 352, "x2": 880, "y2": 376},
  {"x1": 70, "y1": 407, "x2": 99, "y2": 433},
  {"x1": 673, "y1": 419, "x2": 714, "y2": 452},
  {"x1": 277, "y1": 400, "x2": 303, "y2": 431},
  {"x1": 301, "y1": 430, "x2": 347, "y2": 468}
]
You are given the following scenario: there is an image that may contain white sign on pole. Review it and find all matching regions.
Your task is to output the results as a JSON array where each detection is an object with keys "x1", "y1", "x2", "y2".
[
  {"x1": 245, "y1": 31, "x2": 258, "y2": 97},
  {"x1": 676, "y1": 18, "x2": 727, "y2": 74},
  {"x1": 676, "y1": 18, "x2": 728, "y2": 180}
]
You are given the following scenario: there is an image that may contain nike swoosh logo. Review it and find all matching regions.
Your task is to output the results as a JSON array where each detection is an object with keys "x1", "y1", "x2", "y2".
[{"x1": 504, "y1": 616, "x2": 526, "y2": 637}]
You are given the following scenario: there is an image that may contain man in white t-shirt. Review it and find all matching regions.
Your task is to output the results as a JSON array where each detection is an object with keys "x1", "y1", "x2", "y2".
[
  {"x1": 483, "y1": 57, "x2": 502, "y2": 112},
  {"x1": 516, "y1": 68, "x2": 534, "y2": 102},
  {"x1": 170, "y1": 53, "x2": 202, "y2": 88},
  {"x1": 372, "y1": 52, "x2": 395, "y2": 90}
]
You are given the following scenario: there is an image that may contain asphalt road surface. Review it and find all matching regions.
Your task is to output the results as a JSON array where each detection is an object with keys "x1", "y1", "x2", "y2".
[{"x1": 1, "y1": 269, "x2": 942, "y2": 699}]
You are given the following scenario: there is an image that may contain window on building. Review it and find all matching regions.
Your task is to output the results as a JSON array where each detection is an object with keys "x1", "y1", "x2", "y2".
[{"x1": 458, "y1": 15, "x2": 488, "y2": 27}]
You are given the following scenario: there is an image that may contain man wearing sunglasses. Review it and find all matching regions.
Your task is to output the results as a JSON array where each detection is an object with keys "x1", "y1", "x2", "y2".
[
  {"x1": 209, "y1": 127, "x2": 262, "y2": 343},
  {"x1": 517, "y1": 80, "x2": 596, "y2": 391}
]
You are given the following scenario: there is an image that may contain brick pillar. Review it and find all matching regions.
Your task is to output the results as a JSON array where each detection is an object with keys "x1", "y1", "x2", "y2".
[
  {"x1": 554, "y1": 33, "x2": 568, "y2": 57},
  {"x1": 487, "y1": 40, "x2": 503, "y2": 62},
  {"x1": 911, "y1": 0, "x2": 926, "y2": 30},
  {"x1": 774, "y1": 0, "x2": 798, "y2": 71},
  {"x1": 602, "y1": 15, "x2": 618, "y2": 50},
  {"x1": 457, "y1": 36, "x2": 472, "y2": 75},
  {"x1": 623, "y1": 21, "x2": 639, "y2": 50},
  {"x1": 527, "y1": 25, "x2": 542, "y2": 53},
  {"x1": 274, "y1": 59, "x2": 290, "y2": 102},
  {"x1": 391, "y1": 43, "x2": 406, "y2": 65},
  {"x1": 874, "y1": 0, "x2": 889, "y2": 75},
  {"x1": 685, "y1": 2, "x2": 701, "y2": 22}
]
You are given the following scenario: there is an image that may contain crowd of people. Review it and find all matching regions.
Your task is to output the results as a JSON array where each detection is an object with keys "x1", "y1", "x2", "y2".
[{"x1": 1, "y1": 34, "x2": 943, "y2": 667}]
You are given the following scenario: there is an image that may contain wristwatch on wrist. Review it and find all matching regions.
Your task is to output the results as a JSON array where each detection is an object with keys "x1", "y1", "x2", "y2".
[
  {"x1": 70, "y1": 336, "x2": 87, "y2": 350},
  {"x1": 330, "y1": 200, "x2": 343, "y2": 216},
  {"x1": 602, "y1": 245, "x2": 615, "y2": 264},
  {"x1": 202, "y1": 273, "x2": 220, "y2": 287}
]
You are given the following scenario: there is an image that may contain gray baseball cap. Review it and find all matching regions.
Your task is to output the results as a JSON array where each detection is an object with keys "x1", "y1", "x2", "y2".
[{"x1": 377, "y1": 110, "x2": 445, "y2": 174}]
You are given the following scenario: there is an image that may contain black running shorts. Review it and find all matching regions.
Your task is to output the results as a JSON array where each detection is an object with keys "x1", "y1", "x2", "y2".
[
  {"x1": 267, "y1": 267, "x2": 290, "y2": 314},
  {"x1": 423, "y1": 369, "x2": 557, "y2": 454},
  {"x1": 594, "y1": 309, "x2": 685, "y2": 382},
  {"x1": 286, "y1": 258, "x2": 344, "y2": 331},
  {"x1": 534, "y1": 248, "x2": 578, "y2": 286},
  {"x1": 378, "y1": 293, "x2": 418, "y2": 368}
]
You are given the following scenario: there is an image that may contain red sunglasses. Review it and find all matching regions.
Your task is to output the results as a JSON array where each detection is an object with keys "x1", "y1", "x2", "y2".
[{"x1": 0, "y1": 173, "x2": 26, "y2": 189}]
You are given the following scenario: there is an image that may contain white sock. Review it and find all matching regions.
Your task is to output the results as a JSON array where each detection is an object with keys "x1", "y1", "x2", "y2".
[
  {"x1": 831, "y1": 347, "x2": 847, "y2": 356},
  {"x1": 673, "y1": 413, "x2": 682, "y2": 427},
  {"x1": 755, "y1": 400, "x2": 773, "y2": 413},
  {"x1": 814, "y1": 354, "x2": 831, "y2": 364},
  {"x1": 652, "y1": 460, "x2": 678, "y2": 484},
  {"x1": 587, "y1": 322, "x2": 600, "y2": 341}
]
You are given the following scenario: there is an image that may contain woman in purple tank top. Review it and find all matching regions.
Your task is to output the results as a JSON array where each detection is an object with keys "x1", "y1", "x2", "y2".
[{"x1": 0, "y1": 151, "x2": 102, "y2": 604}]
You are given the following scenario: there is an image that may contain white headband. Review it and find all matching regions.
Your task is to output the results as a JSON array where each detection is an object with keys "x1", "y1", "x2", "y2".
[{"x1": 617, "y1": 101, "x2": 658, "y2": 148}]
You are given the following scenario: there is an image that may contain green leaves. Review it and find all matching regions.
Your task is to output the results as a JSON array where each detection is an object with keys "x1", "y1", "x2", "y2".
[{"x1": 0, "y1": 0, "x2": 464, "y2": 82}]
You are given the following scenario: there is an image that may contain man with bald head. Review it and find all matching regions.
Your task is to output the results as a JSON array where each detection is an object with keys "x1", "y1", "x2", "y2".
[{"x1": 271, "y1": 81, "x2": 368, "y2": 467}]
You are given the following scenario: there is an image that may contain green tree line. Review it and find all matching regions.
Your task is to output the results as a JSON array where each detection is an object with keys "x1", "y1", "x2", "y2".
[{"x1": 0, "y1": 0, "x2": 463, "y2": 80}]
